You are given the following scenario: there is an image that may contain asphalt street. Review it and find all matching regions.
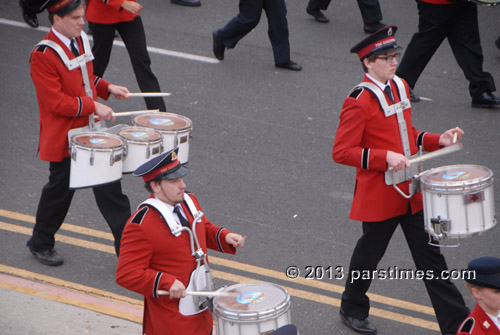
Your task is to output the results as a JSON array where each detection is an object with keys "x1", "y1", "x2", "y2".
[{"x1": 1, "y1": 1, "x2": 500, "y2": 334}]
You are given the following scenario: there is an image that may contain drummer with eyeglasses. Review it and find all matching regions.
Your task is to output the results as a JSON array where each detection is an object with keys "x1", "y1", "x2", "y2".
[
  {"x1": 116, "y1": 148, "x2": 245, "y2": 335},
  {"x1": 332, "y1": 26, "x2": 470, "y2": 335},
  {"x1": 27, "y1": 0, "x2": 132, "y2": 266}
]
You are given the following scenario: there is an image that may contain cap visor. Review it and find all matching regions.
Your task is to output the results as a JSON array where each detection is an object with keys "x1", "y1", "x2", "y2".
[
  {"x1": 159, "y1": 165, "x2": 189, "y2": 180},
  {"x1": 371, "y1": 45, "x2": 403, "y2": 56}
]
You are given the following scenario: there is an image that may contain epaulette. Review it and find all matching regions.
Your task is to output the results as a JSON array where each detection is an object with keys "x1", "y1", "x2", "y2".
[
  {"x1": 35, "y1": 45, "x2": 48, "y2": 53},
  {"x1": 131, "y1": 206, "x2": 149, "y2": 225},
  {"x1": 348, "y1": 87, "x2": 364, "y2": 99},
  {"x1": 458, "y1": 317, "x2": 475, "y2": 334}
]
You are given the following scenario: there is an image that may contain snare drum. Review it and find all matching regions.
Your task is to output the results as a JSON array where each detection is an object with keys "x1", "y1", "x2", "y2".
[
  {"x1": 69, "y1": 132, "x2": 124, "y2": 189},
  {"x1": 133, "y1": 112, "x2": 192, "y2": 164},
  {"x1": 214, "y1": 282, "x2": 291, "y2": 335},
  {"x1": 118, "y1": 127, "x2": 163, "y2": 173},
  {"x1": 421, "y1": 164, "x2": 496, "y2": 240}
]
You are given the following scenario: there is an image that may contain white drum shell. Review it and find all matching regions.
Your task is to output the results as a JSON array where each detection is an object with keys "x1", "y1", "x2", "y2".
[
  {"x1": 119, "y1": 127, "x2": 163, "y2": 173},
  {"x1": 158, "y1": 129, "x2": 191, "y2": 164},
  {"x1": 133, "y1": 112, "x2": 192, "y2": 164},
  {"x1": 214, "y1": 282, "x2": 291, "y2": 335},
  {"x1": 69, "y1": 133, "x2": 124, "y2": 189},
  {"x1": 421, "y1": 165, "x2": 496, "y2": 238}
]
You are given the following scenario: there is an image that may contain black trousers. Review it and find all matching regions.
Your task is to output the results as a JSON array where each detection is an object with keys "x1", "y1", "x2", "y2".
[
  {"x1": 341, "y1": 208, "x2": 469, "y2": 334},
  {"x1": 88, "y1": 17, "x2": 166, "y2": 112},
  {"x1": 216, "y1": 0, "x2": 290, "y2": 65},
  {"x1": 307, "y1": 0, "x2": 382, "y2": 25},
  {"x1": 396, "y1": 1, "x2": 495, "y2": 98},
  {"x1": 23, "y1": 0, "x2": 55, "y2": 13},
  {"x1": 27, "y1": 158, "x2": 131, "y2": 255}
]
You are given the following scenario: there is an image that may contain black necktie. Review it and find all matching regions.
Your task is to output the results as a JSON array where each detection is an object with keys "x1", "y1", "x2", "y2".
[
  {"x1": 70, "y1": 38, "x2": 80, "y2": 57},
  {"x1": 384, "y1": 85, "x2": 394, "y2": 104},
  {"x1": 173, "y1": 206, "x2": 190, "y2": 228}
]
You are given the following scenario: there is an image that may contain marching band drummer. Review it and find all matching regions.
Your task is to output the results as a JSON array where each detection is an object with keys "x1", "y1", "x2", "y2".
[
  {"x1": 332, "y1": 26, "x2": 470, "y2": 335},
  {"x1": 116, "y1": 148, "x2": 245, "y2": 335},
  {"x1": 27, "y1": 0, "x2": 132, "y2": 266},
  {"x1": 457, "y1": 257, "x2": 500, "y2": 335}
]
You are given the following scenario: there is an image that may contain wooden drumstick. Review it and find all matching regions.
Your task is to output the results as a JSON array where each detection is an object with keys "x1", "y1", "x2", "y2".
[
  {"x1": 93, "y1": 109, "x2": 159, "y2": 119},
  {"x1": 127, "y1": 92, "x2": 172, "y2": 98},
  {"x1": 157, "y1": 290, "x2": 238, "y2": 297},
  {"x1": 408, "y1": 143, "x2": 463, "y2": 165},
  {"x1": 236, "y1": 235, "x2": 247, "y2": 247},
  {"x1": 452, "y1": 127, "x2": 459, "y2": 144},
  {"x1": 388, "y1": 143, "x2": 463, "y2": 171}
]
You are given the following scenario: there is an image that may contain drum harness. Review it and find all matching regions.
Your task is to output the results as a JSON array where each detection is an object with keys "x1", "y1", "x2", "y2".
[
  {"x1": 35, "y1": 31, "x2": 104, "y2": 132},
  {"x1": 140, "y1": 193, "x2": 215, "y2": 316},
  {"x1": 353, "y1": 75, "x2": 424, "y2": 199}
]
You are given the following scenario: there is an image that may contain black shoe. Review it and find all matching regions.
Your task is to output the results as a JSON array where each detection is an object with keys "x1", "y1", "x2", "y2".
[
  {"x1": 306, "y1": 5, "x2": 329, "y2": 23},
  {"x1": 19, "y1": 0, "x2": 38, "y2": 28},
  {"x1": 409, "y1": 88, "x2": 420, "y2": 103},
  {"x1": 471, "y1": 92, "x2": 500, "y2": 108},
  {"x1": 275, "y1": 61, "x2": 302, "y2": 71},
  {"x1": 170, "y1": 0, "x2": 201, "y2": 7},
  {"x1": 363, "y1": 21, "x2": 386, "y2": 34},
  {"x1": 340, "y1": 308, "x2": 377, "y2": 335},
  {"x1": 29, "y1": 247, "x2": 63, "y2": 266},
  {"x1": 495, "y1": 37, "x2": 500, "y2": 50},
  {"x1": 212, "y1": 30, "x2": 225, "y2": 61}
]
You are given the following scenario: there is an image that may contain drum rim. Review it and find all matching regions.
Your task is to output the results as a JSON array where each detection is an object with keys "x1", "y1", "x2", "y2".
[
  {"x1": 421, "y1": 164, "x2": 493, "y2": 189},
  {"x1": 118, "y1": 126, "x2": 163, "y2": 144},
  {"x1": 470, "y1": 0, "x2": 500, "y2": 4},
  {"x1": 213, "y1": 282, "x2": 290, "y2": 321},
  {"x1": 132, "y1": 112, "x2": 192, "y2": 132},
  {"x1": 71, "y1": 132, "x2": 124, "y2": 150}
]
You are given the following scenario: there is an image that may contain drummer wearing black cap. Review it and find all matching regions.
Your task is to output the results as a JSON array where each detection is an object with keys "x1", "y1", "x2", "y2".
[
  {"x1": 332, "y1": 26, "x2": 469, "y2": 334},
  {"x1": 116, "y1": 148, "x2": 245, "y2": 335},
  {"x1": 457, "y1": 257, "x2": 500, "y2": 335}
]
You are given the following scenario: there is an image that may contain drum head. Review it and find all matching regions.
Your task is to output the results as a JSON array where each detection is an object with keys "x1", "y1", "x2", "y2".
[
  {"x1": 118, "y1": 127, "x2": 162, "y2": 142},
  {"x1": 421, "y1": 164, "x2": 493, "y2": 188},
  {"x1": 215, "y1": 282, "x2": 288, "y2": 314},
  {"x1": 133, "y1": 112, "x2": 192, "y2": 131},
  {"x1": 71, "y1": 132, "x2": 123, "y2": 148}
]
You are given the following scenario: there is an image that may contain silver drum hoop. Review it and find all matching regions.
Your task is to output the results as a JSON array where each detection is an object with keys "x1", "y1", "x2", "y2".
[
  {"x1": 420, "y1": 164, "x2": 493, "y2": 194},
  {"x1": 214, "y1": 282, "x2": 290, "y2": 323}
]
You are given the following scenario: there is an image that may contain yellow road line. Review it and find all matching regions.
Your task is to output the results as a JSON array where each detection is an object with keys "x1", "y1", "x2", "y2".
[
  {"x1": 0, "y1": 210, "x2": 435, "y2": 315},
  {"x1": 0, "y1": 210, "x2": 439, "y2": 331},
  {"x1": 0, "y1": 280, "x2": 142, "y2": 324},
  {"x1": 0, "y1": 264, "x2": 142, "y2": 306},
  {"x1": 0, "y1": 262, "x2": 439, "y2": 332},
  {"x1": 0, "y1": 209, "x2": 113, "y2": 241}
]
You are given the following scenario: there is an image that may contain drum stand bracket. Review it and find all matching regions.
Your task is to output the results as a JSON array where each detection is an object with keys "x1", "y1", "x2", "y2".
[{"x1": 428, "y1": 216, "x2": 460, "y2": 247}]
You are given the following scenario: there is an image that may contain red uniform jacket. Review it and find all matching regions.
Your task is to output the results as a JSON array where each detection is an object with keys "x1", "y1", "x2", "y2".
[
  {"x1": 30, "y1": 29, "x2": 110, "y2": 162},
  {"x1": 116, "y1": 193, "x2": 237, "y2": 335},
  {"x1": 86, "y1": 0, "x2": 136, "y2": 24},
  {"x1": 332, "y1": 75, "x2": 442, "y2": 222},
  {"x1": 457, "y1": 304, "x2": 500, "y2": 335}
]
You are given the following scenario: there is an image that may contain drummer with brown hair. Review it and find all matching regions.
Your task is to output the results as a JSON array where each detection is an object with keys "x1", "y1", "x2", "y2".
[
  {"x1": 27, "y1": 0, "x2": 132, "y2": 266},
  {"x1": 332, "y1": 26, "x2": 470, "y2": 335},
  {"x1": 116, "y1": 148, "x2": 245, "y2": 335}
]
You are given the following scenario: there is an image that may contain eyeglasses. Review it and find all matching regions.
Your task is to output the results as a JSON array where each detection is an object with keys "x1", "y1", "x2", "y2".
[{"x1": 374, "y1": 53, "x2": 401, "y2": 63}]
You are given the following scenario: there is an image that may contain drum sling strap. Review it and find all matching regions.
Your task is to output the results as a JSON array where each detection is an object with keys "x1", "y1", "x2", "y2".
[
  {"x1": 140, "y1": 194, "x2": 214, "y2": 316},
  {"x1": 353, "y1": 76, "x2": 421, "y2": 198},
  {"x1": 35, "y1": 32, "x2": 101, "y2": 130}
]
